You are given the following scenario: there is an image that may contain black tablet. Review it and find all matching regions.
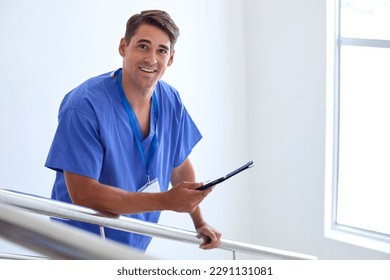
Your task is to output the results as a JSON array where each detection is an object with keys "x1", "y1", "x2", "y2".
[{"x1": 196, "y1": 161, "x2": 254, "y2": 191}]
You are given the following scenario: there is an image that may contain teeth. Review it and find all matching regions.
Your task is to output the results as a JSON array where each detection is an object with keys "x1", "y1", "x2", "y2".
[{"x1": 140, "y1": 67, "x2": 156, "y2": 73}]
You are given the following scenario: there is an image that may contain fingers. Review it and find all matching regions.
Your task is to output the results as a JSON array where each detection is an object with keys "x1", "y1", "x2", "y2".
[
  {"x1": 197, "y1": 224, "x2": 222, "y2": 250},
  {"x1": 200, "y1": 233, "x2": 222, "y2": 249},
  {"x1": 182, "y1": 181, "x2": 208, "y2": 191},
  {"x1": 167, "y1": 182, "x2": 212, "y2": 213},
  {"x1": 175, "y1": 181, "x2": 213, "y2": 196}
]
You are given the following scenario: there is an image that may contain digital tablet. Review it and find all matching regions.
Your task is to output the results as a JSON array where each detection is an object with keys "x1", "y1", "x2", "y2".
[{"x1": 196, "y1": 161, "x2": 254, "y2": 191}]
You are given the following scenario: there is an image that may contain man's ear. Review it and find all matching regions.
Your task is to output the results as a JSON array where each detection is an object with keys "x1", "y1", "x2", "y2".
[
  {"x1": 167, "y1": 50, "x2": 175, "y2": 66},
  {"x1": 118, "y1": 38, "x2": 127, "y2": 57}
]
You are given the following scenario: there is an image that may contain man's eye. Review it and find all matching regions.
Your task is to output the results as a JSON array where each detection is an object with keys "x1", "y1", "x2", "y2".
[
  {"x1": 138, "y1": 44, "x2": 147, "y2": 49},
  {"x1": 159, "y1": 49, "x2": 167, "y2": 54}
]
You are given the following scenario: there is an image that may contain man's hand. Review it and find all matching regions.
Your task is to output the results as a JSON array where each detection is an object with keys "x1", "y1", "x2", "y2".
[
  {"x1": 196, "y1": 223, "x2": 222, "y2": 249},
  {"x1": 164, "y1": 182, "x2": 212, "y2": 213}
]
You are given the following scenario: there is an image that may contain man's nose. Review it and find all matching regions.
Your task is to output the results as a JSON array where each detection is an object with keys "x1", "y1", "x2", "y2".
[{"x1": 144, "y1": 52, "x2": 157, "y2": 65}]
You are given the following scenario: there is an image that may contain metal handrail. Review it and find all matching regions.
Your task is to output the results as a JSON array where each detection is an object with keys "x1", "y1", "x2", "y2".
[
  {"x1": 0, "y1": 252, "x2": 46, "y2": 260},
  {"x1": 0, "y1": 202, "x2": 153, "y2": 259},
  {"x1": 0, "y1": 188, "x2": 317, "y2": 260}
]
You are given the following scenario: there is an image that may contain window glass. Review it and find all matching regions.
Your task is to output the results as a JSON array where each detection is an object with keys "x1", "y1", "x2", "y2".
[
  {"x1": 341, "y1": 0, "x2": 390, "y2": 40},
  {"x1": 337, "y1": 45, "x2": 390, "y2": 235}
]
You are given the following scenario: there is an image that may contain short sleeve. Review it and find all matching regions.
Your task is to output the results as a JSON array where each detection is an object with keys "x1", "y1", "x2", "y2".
[{"x1": 45, "y1": 107, "x2": 103, "y2": 180}]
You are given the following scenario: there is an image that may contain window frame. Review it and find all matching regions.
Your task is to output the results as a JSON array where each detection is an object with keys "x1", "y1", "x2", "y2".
[{"x1": 325, "y1": 0, "x2": 390, "y2": 254}]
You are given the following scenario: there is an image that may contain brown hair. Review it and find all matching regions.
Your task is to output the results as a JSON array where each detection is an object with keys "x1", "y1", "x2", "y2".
[{"x1": 124, "y1": 10, "x2": 180, "y2": 51}]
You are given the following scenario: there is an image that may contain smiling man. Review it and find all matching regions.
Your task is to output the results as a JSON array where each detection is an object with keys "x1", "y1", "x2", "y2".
[{"x1": 45, "y1": 10, "x2": 221, "y2": 253}]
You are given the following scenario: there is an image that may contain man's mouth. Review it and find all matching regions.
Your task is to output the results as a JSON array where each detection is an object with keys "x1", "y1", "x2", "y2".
[{"x1": 140, "y1": 67, "x2": 157, "y2": 73}]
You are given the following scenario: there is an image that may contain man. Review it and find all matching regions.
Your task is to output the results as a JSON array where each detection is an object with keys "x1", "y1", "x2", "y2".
[{"x1": 45, "y1": 10, "x2": 221, "y2": 252}]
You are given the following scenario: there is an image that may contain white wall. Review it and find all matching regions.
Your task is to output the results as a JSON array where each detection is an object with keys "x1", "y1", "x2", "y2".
[{"x1": 0, "y1": 0, "x2": 389, "y2": 260}]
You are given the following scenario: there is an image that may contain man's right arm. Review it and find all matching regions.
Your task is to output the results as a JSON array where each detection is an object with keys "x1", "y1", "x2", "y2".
[{"x1": 64, "y1": 171, "x2": 208, "y2": 215}]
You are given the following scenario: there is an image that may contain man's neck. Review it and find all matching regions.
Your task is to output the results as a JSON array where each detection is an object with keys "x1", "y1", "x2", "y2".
[
  {"x1": 120, "y1": 71, "x2": 155, "y2": 110},
  {"x1": 120, "y1": 73, "x2": 153, "y2": 136},
  {"x1": 123, "y1": 84, "x2": 153, "y2": 110}
]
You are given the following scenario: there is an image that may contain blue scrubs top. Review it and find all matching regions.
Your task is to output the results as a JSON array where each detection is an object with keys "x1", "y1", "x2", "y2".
[{"x1": 45, "y1": 69, "x2": 202, "y2": 252}]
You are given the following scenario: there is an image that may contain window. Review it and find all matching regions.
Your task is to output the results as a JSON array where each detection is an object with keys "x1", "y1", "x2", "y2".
[{"x1": 325, "y1": 0, "x2": 390, "y2": 254}]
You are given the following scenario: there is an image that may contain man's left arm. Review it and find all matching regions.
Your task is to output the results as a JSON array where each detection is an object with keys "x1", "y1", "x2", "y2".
[{"x1": 171, "y1": 158, "x2": 222, "y2": 249}]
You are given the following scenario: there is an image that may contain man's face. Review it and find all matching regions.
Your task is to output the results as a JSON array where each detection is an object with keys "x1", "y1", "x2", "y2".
[{"x1": 119, "y1": 24, "x2": 174, "y2": 93}]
